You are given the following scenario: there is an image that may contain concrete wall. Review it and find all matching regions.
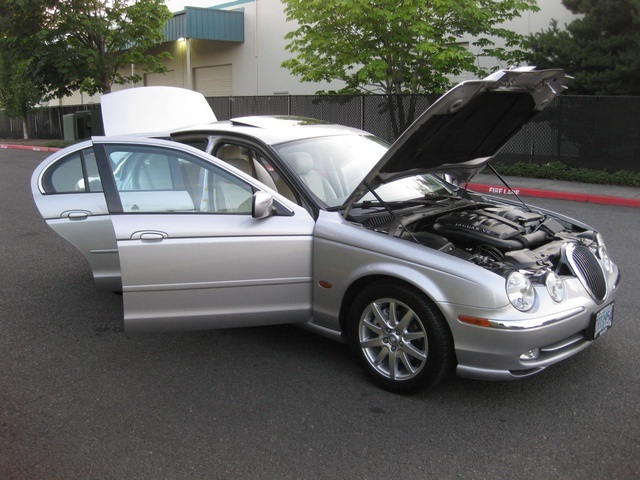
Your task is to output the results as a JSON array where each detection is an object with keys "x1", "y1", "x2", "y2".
[{"x1": 50, "y1": 0, "x2": 577, "y2": 105}]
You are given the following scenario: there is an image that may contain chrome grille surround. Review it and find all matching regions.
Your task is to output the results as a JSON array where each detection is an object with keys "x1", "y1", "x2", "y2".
[{"x1": 563, "y1": 243, "x2": 607, "y2": 303}]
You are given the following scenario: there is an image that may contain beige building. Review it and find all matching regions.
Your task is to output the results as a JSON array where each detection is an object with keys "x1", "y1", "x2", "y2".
[{"x1": 53, "y1": 0, "x2": 576, "y2": 106}]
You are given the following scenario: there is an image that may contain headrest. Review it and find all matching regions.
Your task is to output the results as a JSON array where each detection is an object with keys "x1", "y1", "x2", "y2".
[
  {"x1": 218, "y1": 145, "x2": 244, "y2": 160},
  {"x1": 285, "y1": 152, "x2": 314, "y2": 174}
]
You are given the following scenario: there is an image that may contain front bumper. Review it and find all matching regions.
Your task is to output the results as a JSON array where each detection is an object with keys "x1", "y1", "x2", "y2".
[{"x1": 439, "y1": 273, "x2": 620, "y2": 381}]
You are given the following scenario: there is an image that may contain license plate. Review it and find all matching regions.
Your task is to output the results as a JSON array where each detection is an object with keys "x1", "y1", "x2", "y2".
[{"x1": 590, "y1": 302, "x2": 614, "y2": 340}]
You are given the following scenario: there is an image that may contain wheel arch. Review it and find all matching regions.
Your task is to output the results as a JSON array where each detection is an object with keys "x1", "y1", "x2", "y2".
[
  {"x1": 338, "y1": 274, "x2": 442, "y2": 341},
  {"x1": 341, "y1": 275, "x2": 458, "y2": 393}
]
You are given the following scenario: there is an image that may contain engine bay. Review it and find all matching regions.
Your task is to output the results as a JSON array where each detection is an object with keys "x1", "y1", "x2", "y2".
[{"x1": 353, "y1": 198, "x2": 597, "y2": 276}]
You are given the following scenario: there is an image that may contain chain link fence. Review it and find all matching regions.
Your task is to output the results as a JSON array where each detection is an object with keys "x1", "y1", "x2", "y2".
[
  {"x1": 2, "y1": 94, "x2": 639, "y2": 172},
  {"x1": 496, "y1": 96, "x2": 640, "y2": 172}
]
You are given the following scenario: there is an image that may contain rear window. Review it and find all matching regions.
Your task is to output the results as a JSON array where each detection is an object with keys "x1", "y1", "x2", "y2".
[{"x1": 42, "y1": 148, "x2": 102, "y2": 193}]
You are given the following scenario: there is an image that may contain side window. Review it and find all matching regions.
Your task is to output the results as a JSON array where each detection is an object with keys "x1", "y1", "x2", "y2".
[
  {"x1": 215, "y1": 142, "x2": 298, "y2": 203},
  {"x1": 106, "y1": 145, "x2": 254, "y2": 214},
  {"x1": 42, "y1": 148, "x2": 102, "y2": 193},
  {"x1": 254, "y1": 150, "x2": 298, "y2": 203}
]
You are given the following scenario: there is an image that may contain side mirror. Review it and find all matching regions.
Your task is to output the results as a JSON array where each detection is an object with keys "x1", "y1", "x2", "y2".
[{"x1": 252, "y1": 191, "x2": 274, "y2": 219}]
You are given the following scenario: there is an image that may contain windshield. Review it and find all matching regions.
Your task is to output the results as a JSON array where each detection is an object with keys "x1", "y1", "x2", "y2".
[{"x1": 275, "y1": 134, "x2": 451, "y2": 207}]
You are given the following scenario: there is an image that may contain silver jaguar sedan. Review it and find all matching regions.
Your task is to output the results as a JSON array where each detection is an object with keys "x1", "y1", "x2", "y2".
[{"x1": 31, "y1": 68, "x2": 620, "y2": 393}]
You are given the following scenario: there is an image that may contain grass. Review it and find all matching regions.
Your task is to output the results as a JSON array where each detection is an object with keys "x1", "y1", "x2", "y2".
[{"x1": 40, "y1": 140, "x2": 76, "y2": 148}]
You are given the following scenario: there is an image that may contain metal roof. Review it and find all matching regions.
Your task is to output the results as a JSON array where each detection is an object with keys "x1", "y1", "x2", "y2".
[{"x1": 164, "y1": 7, "x2": 244, "y2": 43}]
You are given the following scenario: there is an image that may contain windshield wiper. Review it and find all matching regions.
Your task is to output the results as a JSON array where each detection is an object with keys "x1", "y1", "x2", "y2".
[{"x1": 360, "y1": 182, "x2": 421, "y2": 243}]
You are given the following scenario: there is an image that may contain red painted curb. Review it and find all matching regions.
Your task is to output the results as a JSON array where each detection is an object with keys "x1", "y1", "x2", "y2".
[
  {"x1": 0, "y1": 143, "x2": 61, "y2": 152},
  {"x1": 466, "y1": 182, "x2": 640, "y2": 208}
]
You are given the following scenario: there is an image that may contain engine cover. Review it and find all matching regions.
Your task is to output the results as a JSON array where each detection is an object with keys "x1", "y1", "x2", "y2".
[{"x1": 431, "y1": 207, "x2": 550, "y2": 251}]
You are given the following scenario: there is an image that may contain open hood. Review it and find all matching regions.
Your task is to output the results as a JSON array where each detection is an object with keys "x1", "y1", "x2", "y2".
[
  {"x1": 343, "y1": 68, "x2": 571, "y2": 210},
  {"x1": 101, "y1": 87, "x2": 216, "y2": 136}
]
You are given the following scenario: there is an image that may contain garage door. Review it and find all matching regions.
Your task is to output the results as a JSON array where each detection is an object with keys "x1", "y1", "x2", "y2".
[{"x1": 194, "y1": 65, "x2": 232, "y2": 97}]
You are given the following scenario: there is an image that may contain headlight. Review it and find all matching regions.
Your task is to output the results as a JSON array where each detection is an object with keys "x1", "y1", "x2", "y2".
[
  {"x1": 596, "y1": 234, "x2": 612, "y2": 271},
  {"x1": 506, "y1": 272, "x2": 536, "y2": 311},
  {"x1": 597, "y1": 245, "x2": 611, "y2": 271},
  {"x1": 545, "y1": 271, "x2": 565, "y2": 302}
]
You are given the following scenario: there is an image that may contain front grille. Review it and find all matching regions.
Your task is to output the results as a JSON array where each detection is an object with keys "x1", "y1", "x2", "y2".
[{"x1": 566, "y1": 244, "x2": 607, "y2": 302}]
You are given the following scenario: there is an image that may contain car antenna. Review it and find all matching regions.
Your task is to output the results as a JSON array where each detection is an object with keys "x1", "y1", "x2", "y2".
[
  {"x1": 486, "y1": 164, "x2": 532, "y2": 212},
  {"x1": 363, "y1": 182, "x2": 421, "y2": 243}
]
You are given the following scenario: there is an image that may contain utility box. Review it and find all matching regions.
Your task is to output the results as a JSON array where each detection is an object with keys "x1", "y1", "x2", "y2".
[{"x1": 63, "y1": 114, "x2": 77, "y2": 141}]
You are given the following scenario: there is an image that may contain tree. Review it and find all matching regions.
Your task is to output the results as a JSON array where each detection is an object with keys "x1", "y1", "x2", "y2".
[
  {"x1": 0, "y1": 0, "x2": 55, "y2": 139},
  {"x1": 525, "y1": 0, "x2": 640, "y2": 95},
  {"x1": 0, "y1": 0, "x2": 171, "y2": 137},
  {"x1": 41, "y1": 0, "x2": 173, "y2": 96},
  {"x1": 1, "y1": 0, "x2": 172, "y2": 100},
  {"x1": 281, "y1": 0, "x2": 538, "y2": 137},
  {"x1": 0, "y1": 59, "x2": 45, "y2": 139}
]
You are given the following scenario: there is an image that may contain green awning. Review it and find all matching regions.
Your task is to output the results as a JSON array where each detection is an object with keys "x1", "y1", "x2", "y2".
[{"x1": 164, "y1": 7, "x2": 244, "y2": 43}]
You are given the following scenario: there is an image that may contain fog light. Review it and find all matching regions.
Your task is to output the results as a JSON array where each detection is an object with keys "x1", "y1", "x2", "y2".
[{"x1": 520, "y1": 348, "x2": 540, "y2": 361}]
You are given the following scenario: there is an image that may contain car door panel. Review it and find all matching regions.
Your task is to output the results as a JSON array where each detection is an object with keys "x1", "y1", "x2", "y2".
[
  {"x1": 111, "y1": 213, "x2": 314, "y2": 333},
  {"x1": 45, "y1": 213, "x2": 121, "y2": 291},
  {"x1": 31, "y1": 146, "x2": 122, "y2": 291},
  {"x1": 97, "y1": 140, "x2": 315, "y2": 333}
]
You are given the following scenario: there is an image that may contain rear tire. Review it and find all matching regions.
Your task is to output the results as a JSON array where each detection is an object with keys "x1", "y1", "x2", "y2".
[{"x1": 347, "y1": 283, "x2": 454, "y2": 394}]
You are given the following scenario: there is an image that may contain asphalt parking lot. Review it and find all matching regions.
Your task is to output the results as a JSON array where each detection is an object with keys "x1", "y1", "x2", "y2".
[{"x1": 1, "y1": 149, "x2": 639, "y2": 479}]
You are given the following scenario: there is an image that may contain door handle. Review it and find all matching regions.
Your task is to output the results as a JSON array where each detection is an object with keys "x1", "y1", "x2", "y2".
[
  {"x1": 67, "y1": 211, "x2": 90, "y2": 220},
  {"x1": 130, "y1": 230, "x2": 168, "y2": 241},
  {"x1": 139, "y1": 232, "x2": 166, "y2": 241}
]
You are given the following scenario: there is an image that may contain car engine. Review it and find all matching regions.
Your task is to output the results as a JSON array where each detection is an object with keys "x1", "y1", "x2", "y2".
[{"x1": 357, "y1": 199, "x2": 600, "y2": 276}]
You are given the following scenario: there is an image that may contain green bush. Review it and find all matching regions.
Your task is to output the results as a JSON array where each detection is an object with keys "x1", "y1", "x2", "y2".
[
  {"x1": 491, "y1": 161, "x2": 640, "y2": 187},
  {"x1": 44, "y1": 140, "x2": 76, "y2": 148}
]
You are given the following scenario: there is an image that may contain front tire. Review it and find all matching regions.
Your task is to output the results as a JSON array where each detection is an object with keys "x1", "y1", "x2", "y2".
[{"x1": 347, "y1": 283, "x2": 454, "y2": 394}]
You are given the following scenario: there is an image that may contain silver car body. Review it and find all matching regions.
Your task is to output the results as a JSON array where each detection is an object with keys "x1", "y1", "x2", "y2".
[{"x1": 31, "y1": 69, "x2": 620, "y2": 389}]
